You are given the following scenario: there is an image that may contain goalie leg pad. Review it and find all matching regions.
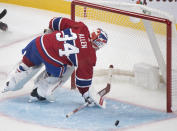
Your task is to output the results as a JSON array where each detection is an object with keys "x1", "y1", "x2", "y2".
[
  {"x1": 38, "y1": 66, "x2": 74, "y2": 97},
  {"x1": 37, "y1": 75, "x2": 60, "y2": 98},
  {"x1": 30, "y1": 69, "x2": 61, "y2": 102},
  {"x1": 2, "y1": 63, "x2": 42, "y2": 93},
  {"x1": 29, "y1": 65, "x2": 75, "y2": 102}
]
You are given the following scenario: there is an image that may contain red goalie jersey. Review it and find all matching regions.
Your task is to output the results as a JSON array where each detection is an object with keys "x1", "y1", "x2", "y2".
[{"x1": 36, "y1": 17, "x2": 96, "y2": 94}]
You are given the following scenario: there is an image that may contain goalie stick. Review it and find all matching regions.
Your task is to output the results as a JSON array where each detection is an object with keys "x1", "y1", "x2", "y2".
[
  {"x1": 66, "y1": 85, "x2": 111, "y2": 118},
  {"x1": 66, "y1": 65, "x2": 113, "y2": 118},
  {"x1": 0, "y1": 9, "x2": 7, "y2": 19}
]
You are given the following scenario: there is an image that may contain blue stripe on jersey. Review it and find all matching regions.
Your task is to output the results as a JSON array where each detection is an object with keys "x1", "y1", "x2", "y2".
[
  {"x1": 52, "y1": 17, "x2": 62, "y2": 31},
  {"x1": 58, "y1": 65, "x2": 67, "y2": 77},
  {"x1": 40, "y1": 36, "x2": 64, "y2": 66},
  {"x1": 76, "y1": 76, "x2": 92, "y2": 88},
  {"x1": 62, "y1": 28, "x2": 78, "y2": 66},
  {"x1": 45, "y1": 65, "x2": 66, "y2": 77}
]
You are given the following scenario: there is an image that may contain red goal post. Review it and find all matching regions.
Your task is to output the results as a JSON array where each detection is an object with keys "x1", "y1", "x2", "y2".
[{"x1": 70, "y1": 0, "x2": 177, "y2": 113}]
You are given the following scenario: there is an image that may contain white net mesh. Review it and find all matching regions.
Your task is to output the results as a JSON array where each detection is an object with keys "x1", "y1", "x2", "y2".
[{"x1": 72, "y1": 0, "x2": 177, "y2": 112}]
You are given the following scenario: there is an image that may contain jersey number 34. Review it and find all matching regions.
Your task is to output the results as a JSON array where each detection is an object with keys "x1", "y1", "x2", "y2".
[{"x1": 56, "y1": 32, "x2": 79, "y2": 57}]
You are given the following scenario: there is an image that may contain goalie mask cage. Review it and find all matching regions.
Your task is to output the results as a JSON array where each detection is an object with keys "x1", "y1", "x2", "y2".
[{"x1": 70, "y1": 0, "x2": 177, "y2": 112}]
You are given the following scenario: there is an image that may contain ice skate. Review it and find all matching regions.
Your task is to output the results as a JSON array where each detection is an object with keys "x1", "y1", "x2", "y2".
[{"x1": 28, "y1": 88, "x2": 46, "y2": 102}]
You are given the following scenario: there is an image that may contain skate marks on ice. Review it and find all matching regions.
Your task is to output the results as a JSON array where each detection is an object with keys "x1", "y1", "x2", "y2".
[
  {"x1": 0, "y1": 30, "x2": 41, "y2": 49},
  {"x1": 0, "y1": 88, "x2": 176, "y2": 131}
]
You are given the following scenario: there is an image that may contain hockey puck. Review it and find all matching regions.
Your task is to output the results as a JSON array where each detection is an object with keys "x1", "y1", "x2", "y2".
[{"x1": 115, "y1": 120, "x2": 119, "y2": 126}]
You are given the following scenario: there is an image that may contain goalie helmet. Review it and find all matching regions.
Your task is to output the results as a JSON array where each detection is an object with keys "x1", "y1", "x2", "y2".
[{"x1": 91, "y1": 28, "x2": 108, "y2": 50}]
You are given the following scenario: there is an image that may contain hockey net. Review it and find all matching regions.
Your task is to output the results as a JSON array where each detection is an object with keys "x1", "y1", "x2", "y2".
[{"x1": 70, "y1": 0, "x2": 177, "y2": 112}]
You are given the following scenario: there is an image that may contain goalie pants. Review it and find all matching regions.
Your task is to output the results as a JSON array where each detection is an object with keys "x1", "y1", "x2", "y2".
[
  {"x1": 22, "y1": 38, "x2": 75, "y2": 97},
  {"x1": 22, "y1": 38, "x2": 67, "y2": 77}
]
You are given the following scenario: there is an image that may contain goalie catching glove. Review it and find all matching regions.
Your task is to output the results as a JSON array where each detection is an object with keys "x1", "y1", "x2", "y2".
[{"x1": 83, "y1": 87, "x2": 106, "y2": 108}]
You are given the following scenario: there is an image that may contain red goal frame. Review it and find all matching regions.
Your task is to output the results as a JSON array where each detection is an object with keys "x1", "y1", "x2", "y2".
[{"x1": 70, "y1": 0, "x2": 172, "y2": 112}]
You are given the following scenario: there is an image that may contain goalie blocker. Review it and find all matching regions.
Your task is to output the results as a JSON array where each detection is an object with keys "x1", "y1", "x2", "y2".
[
  {"x1": 83, "y1": 65, "x2": 113, "y2": 108},
  {"x1": 66, "y1": 65, "x2": 113, "y2": 118}
]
